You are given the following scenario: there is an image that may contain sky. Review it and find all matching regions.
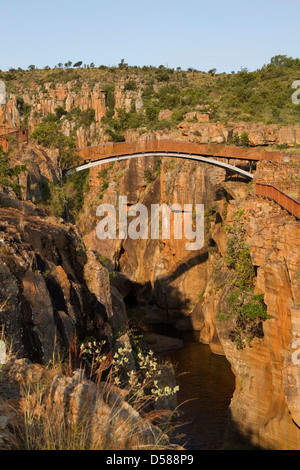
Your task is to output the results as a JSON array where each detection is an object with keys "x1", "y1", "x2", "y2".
[{"x1": 1, "y1": 0, "x2": 300, "y2": 73}]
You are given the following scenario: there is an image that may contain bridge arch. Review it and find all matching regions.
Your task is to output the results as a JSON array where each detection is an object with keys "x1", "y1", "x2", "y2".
[{"x1": 69, "y1": 151, "x2": 254, "y2": 179}]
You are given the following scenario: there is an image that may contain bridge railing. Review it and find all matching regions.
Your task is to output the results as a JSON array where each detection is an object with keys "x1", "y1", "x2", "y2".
[
  {"x1": 255, "y1": 182, "x2": 300, "y2": 219},
  {"x1": 258, "y1": 180, "x2": 300, "y2": 200},
  {"x1": 74, "y1": 139, "x2": 287, "y2": 163},
  {"x1": 0, "y1": 127, "x2": 28, "y2": 152},
  {"x1": 73, "y1": 139, "x2": 300, "y2": 218}
]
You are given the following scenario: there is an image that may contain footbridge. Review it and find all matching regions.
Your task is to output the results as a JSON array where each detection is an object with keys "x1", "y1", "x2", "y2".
[
  {"x1": 0, "y1": 126, "x2": 28, "y2": 152},
  {"x1": 70, "y1": 140, "x2": 282, "y2": 179},
  {"x1": 68, "y1": 139, "x2": 300, "y2": 218}
]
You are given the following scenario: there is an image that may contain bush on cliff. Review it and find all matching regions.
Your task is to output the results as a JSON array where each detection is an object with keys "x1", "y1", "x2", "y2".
[
  {"x1": 0, "y1": 147, "x2": 26, "y2": 197},
  {"x1": 40, "y1": 169, "x2": 90, "y2": 220},
  {"x1": 31, "y1": 120, "x2": 76, "y2": 170},
  {"x1": 217, "y1": 208, "x2": 270, "y2": 349}
]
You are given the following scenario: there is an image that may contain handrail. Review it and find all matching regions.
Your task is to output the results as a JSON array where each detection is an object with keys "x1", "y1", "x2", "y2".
[
  {"x1": 255, "y1": 181, "x2": 300, "y2": 219},
  {"x1": 74, "y1": 140, "x2": 289, "y2": 163},
  {"x1": 0, "y1": 127, "x2": 28, "y2": 152}
]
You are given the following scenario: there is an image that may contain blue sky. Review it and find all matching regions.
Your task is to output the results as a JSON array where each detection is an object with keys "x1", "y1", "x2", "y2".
[{"x1": 1, "y1": 0, "x2": 300, "y2": 72}]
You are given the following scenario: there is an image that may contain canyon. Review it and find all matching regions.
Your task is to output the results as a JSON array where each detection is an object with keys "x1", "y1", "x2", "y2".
[{"x1": 0, "y1": 72, "x2": 300, "y2": 450}]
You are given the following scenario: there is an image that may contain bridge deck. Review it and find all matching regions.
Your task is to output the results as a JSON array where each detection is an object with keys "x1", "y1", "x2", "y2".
[
  {"x1": 75, "y1": 140, "x2": 284, "y2": 163},
  {"x1": 72, "y1": 139, "x2": 300, "y2": 219}
]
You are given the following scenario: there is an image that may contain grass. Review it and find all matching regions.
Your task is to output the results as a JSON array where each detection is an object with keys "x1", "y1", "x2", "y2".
[
  {"x1": 0, "y1": 329, "x2": 183, "y2": 450},
  {"x1": 13, "y1": 377, "x2": 168, "y2": 450}
]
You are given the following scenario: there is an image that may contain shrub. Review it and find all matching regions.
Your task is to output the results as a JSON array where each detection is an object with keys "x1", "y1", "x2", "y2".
[
  {"x1": 144, "y1": 169, "x2": 155, "y2": 184},
  {"x1": 240, "y1": 132, "x2": 250, "y2": 147},
  {"x1": 124, "y1": 80, "x2": 137, "y2": 91},
  {"x1": 102, "y1": 84, "x2": 115, "y2": 110},
  {"x1": 230, "y1": 132, "x2": 240, "y2": 146},
  {"x1": 41, "y1": 169, "x2": 90, "y2": 219},
  {"x1": 31, "y1": 121, "x2": 76, "y2": 170},
  {"x1": 65, "y1": 107, "x2": 95, "y2": 127},
  {"x1": 16, "y1": 97, "x2": 31, "y2": 124},
  {"x1": 0, "y1": 147, "x2": 26, "y2": 197},
  {"x1": 155, "y1": 70, "x2": 170, "y2": 82},
  {"x1": 217, "y1": 208, "x2": 270, "y2": 348},
  {"x1": 145, "y1": 106, "x2": 159, "y2": 123},
  {"x1": 105, "y1": 129, "x2": 125, "y2": 143}
]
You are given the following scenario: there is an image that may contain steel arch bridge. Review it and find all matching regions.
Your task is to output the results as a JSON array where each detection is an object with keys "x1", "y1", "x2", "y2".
[
  {"x1": 64, "y1": 139, "x2": 300, "y2": 218},
  {"x1": 66, "y1": 140, "x2": 279, "y2": 179}
]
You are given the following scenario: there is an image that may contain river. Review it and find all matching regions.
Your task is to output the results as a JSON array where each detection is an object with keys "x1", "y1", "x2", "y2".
[{"x1": 143, "y1": 323, "x2": 235, "y2": 450}]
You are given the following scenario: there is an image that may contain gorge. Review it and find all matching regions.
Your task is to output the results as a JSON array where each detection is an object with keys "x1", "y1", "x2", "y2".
[{"x1": 0, "y1": 63, "x2": 300, "y2": 450}]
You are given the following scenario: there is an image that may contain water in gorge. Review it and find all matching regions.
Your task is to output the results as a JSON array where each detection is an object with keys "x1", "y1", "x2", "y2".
[{"x1": 143, "y1": 323, "x2": 235, "y2": 450}]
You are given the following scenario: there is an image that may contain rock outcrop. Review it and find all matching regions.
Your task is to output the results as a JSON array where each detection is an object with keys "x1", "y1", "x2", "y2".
[
  {"x1": 0, "y1": 206, "x2": 108, "y2": 362},
  {"x1": 2, "y1": 78, "x2": 300, "y2": 148},
  {"x1": 195, "y1": 194, "x2": 300, "y2": 449},
  {"x1": 78, "y1": 143, "x2": 300, "y2": 449},
  {"x1": 0, "y1": 358, "x2": 173, "y2": 450}
]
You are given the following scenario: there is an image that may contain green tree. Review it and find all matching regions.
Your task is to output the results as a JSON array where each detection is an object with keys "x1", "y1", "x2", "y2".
[
  {"x1": 124, "y1": 80, "x2": 137, "y2": 91},
  {"x1": 118, "y1": 59, "x2": 128, "y2": 69},
  {"x1": 31, "y1": 121, "x2": 76, "y2": 170},
  {"x1": 240, "y1": 132, "x2": 250, "y2": 147}
]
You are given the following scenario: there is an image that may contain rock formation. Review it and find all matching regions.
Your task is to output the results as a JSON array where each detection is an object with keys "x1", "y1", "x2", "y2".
[
  {"x1": 2, "y1": 79, "x2": 300, "y2": 148},
  {"x1": 1, "y1": 72, "x2": 300, "y2": 450},
  {"x1": 77, "y1": 145, "x2": 300, "y2": 449}
]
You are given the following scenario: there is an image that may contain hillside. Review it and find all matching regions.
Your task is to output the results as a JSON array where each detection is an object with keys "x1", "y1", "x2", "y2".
[{"x1": 1, "y1": 55, "x2": 300, "y2": 154}]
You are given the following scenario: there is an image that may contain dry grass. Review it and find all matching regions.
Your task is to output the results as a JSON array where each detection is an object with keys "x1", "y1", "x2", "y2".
[
  {"x1": 0, "y1": 335, "x2": 184, "y2": 451},
  {"x1": 8, "y1": 371, "x2": 181, "y2": 450}
]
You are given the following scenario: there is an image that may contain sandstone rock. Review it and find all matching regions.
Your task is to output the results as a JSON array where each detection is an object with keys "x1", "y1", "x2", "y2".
[
  {"x1": 158, "y1": 109, "x2": 173, "y2": 121},
  {"x1": 0, "y1": 207, "x2": 109, "y2": 362},
  {"x1": 49, "y1": 368, "x2": 167, "y2": 449},
  {"x1": 22, "y1": 271, "x2": 59, "y2": 361},
  {"x1": 140, "y1": 332, "x2": 183, "y2": 353},
  {"x1": 110, "y1": 286, "x2": 128, "y2": 331},
  {"x1": 83, "y1": 250, "x2": 113, "y2": 317},
  {"x1": 217, "y1": 199, "x2": 300, "y2": 449}
]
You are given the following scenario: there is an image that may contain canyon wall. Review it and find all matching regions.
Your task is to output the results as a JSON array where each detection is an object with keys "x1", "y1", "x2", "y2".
[
  {"x1": 77, "y1": 150, "x2": 300, "y2": 449},
  {"x1": 0, "y1": 145, "x2": 116, "y2": 362},
  {"x1": 1, "y1": 76, "x2": 300, "y2": 449},
  {"x1": 201, "y1": 195, "x2": 300, "y2": 449},
  {"x1": 2, "y1": 80, "x2": 300, "y2": 148}
]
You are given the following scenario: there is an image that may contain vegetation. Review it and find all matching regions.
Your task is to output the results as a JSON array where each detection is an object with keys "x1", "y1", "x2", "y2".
[
  {"x1": 31, "y1": 114, "x2": 77, "y2": 170},
  {"x1": 64, "y1": 107, "x2": 96, "y2": 127},
  {"x1": 40, "y1": 169, "x2": 90, "y2": 219},
  {"x1": 144, "y1": 159, "x2": 162, "y2": 183},
  {"x1": 2, "y1": 329, "x2": 180, "y2": 450},
  {"x1": 3, "y1": 55, "x2": 300, "y2": 137},
  {"x1": 0, "y1": 146, "x2": 26, "y2": 197},
  {"x1": 217, "y1": 208, "x2": 270, "y2": 349}
]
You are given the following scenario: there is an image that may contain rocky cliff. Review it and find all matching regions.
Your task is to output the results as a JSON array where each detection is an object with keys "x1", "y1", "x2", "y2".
[
  {"x1": 75, "y1": 146, "x2": 300, "y2": 449},
  {"x1": 1, "y1": 69, "x2": 300, "y2": 449},
  {"x1": 200, "y1": 195, "x2": 300, "y2": 449},
  {"x1": 0, "y1": 144, "x2": 116, "y2": 361},
  {"x1": 2, "y1": 75, "x2": 300, "y2": 149}
]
